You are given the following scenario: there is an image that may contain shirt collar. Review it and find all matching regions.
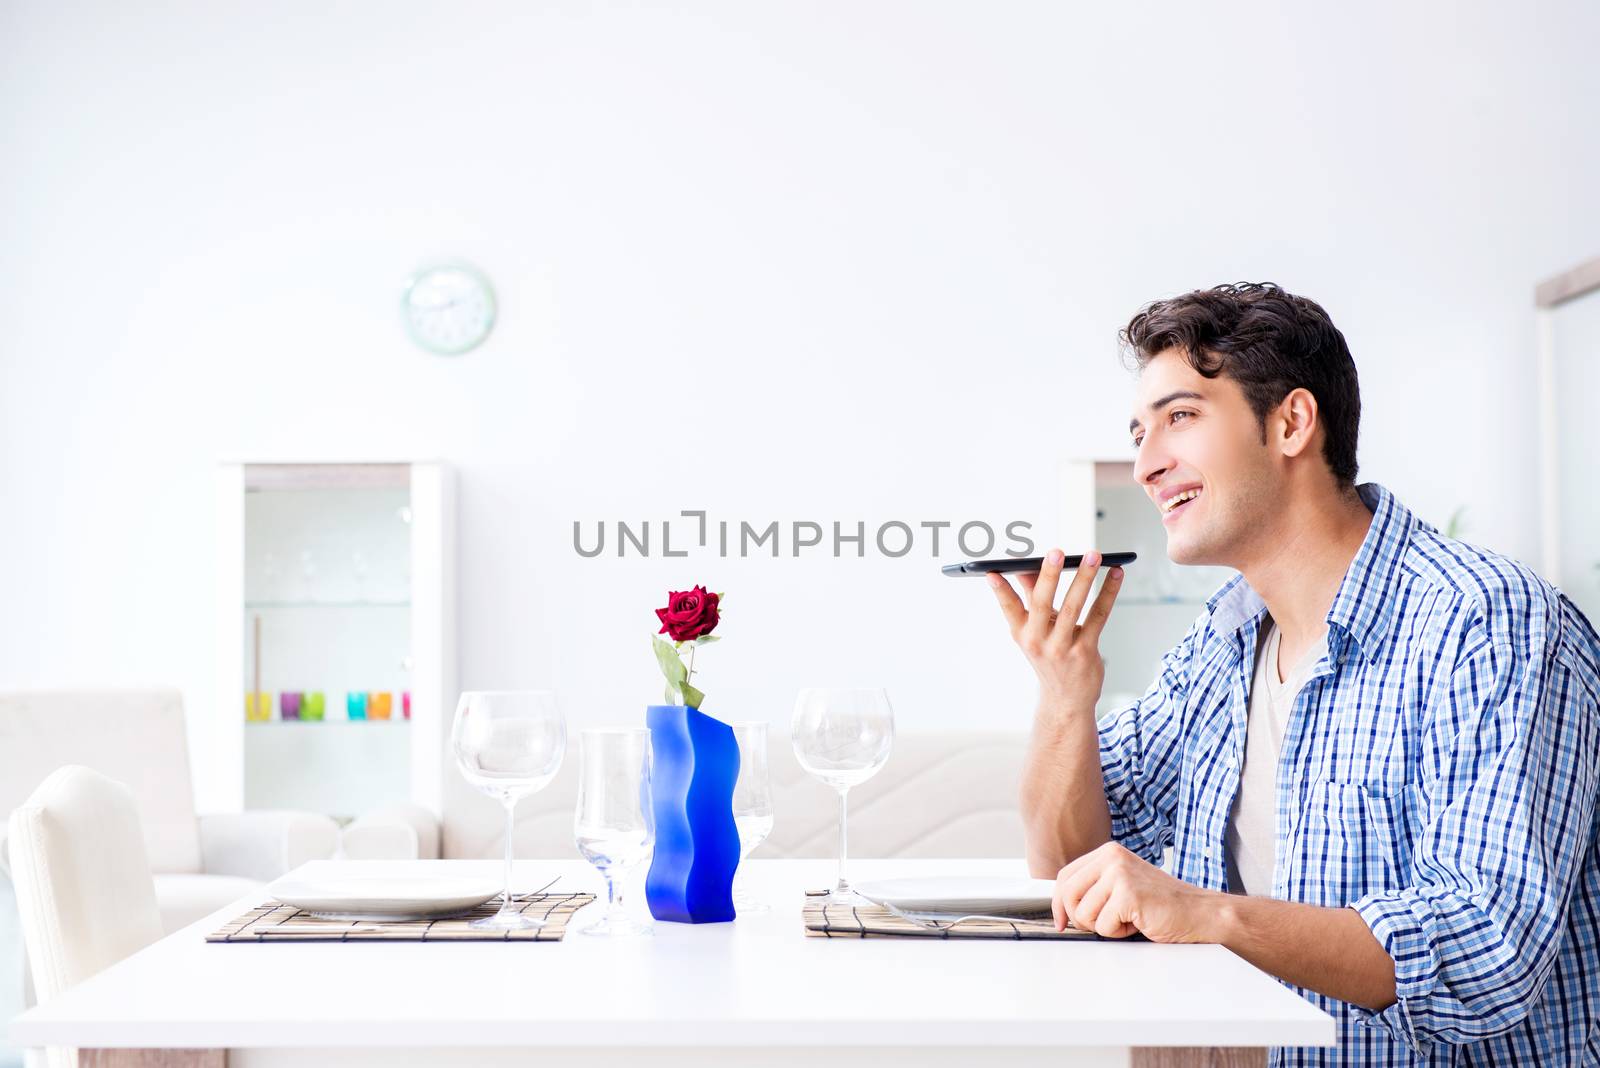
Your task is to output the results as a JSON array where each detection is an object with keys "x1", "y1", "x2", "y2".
[{"x1": 1203, "y1": 481, "x2": 1416, "y2": 663}]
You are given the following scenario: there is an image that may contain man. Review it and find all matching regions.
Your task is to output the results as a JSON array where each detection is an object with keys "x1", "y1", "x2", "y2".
[{"x1": 988, "y1": 283, "x2": 1600, "y2": 1065}]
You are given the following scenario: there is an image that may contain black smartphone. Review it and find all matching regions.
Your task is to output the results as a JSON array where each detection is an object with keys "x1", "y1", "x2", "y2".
[{"x1": 941, "y1": 552, "x2": 1138, "y2": 577}]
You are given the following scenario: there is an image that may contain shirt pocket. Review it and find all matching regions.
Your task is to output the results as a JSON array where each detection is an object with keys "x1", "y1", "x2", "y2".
[{"x1": 1295, "y1": 780, "x2": 1420, "y2": 902}]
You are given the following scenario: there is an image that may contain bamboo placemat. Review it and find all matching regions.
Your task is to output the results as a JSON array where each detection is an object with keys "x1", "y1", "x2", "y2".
[
  {"x1": 801, "y1": 890, "x2": 1130, "y2": 940},
  {"x1": 208, "y1": 891, "x2": 595, "y2": 943}
]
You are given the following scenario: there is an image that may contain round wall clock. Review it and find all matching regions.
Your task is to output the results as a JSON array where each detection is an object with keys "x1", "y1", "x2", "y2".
[{"x1": 401, "y1": 263, "x2": 496, "y2": 355}]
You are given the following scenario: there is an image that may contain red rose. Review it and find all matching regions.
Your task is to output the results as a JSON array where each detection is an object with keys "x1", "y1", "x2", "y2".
[{"x1": 655, "y1": 585, "x2": 720, "y2": 642}]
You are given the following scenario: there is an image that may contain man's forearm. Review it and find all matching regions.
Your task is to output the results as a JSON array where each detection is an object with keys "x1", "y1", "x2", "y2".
[
  {"x1": 1019, "y1": 699, "x2": 1112, "y2": 877},
  {"x1": 1207, "y1": 893, "x2": 1397, "y2": 1012}
]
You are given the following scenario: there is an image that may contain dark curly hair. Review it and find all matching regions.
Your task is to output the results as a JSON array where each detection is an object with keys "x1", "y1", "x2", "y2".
[{"x1": 1119, "y1": 282, "x2": 1361, "y2": 489}]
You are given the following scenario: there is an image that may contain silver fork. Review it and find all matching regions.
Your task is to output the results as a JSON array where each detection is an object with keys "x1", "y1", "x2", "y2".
[
  {"x1": 878, "y1": 899, "x2": 1061, "y2": 931},
  {"x1": 509, "y1": 875, "x2": 562, "y2": 901}
]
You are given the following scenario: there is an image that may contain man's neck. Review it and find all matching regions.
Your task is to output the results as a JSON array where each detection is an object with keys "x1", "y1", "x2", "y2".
[{"x1": 1240, "y1": 484, "x2": 1375, "y2": 659}]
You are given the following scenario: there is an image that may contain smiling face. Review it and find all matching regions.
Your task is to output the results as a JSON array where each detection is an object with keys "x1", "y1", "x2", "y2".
[{"x1": 1129, "y1": 348, "x2": 1286, "y2": 568}]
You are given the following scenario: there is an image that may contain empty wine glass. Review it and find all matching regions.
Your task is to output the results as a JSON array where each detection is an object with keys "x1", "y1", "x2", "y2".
[
  {"x1": 731, "y1": 721, "x2": 774, "y2": 914},
  {"x1": 791, "y1": 688, "x2": 894, "y2": 905},
  {"x1": 573, "y1": 728, "x2": 655, "y2": 937},
  {"x1": 452, "y1": 691, "x2": 566, "y2": 930}
]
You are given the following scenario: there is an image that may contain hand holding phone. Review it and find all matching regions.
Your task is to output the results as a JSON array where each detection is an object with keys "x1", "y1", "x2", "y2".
[{"x1": 985, "y1": 548, "x2": 1127, "y2": 714}]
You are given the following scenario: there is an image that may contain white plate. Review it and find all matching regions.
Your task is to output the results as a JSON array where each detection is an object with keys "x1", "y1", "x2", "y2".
[
  {"x1": 854, "y1": 876, "x2": 1057, "y2": 918},
  {"x1": 266, "y1": 876, "x2": 503, "y2": 921}
]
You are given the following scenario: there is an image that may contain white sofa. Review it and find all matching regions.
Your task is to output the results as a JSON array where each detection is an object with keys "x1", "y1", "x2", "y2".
[
  {"x1": 0, "y1": 689, "x2": 344, "y2": 933},
  {"x1": 435, "y1": 729, "x2": 1032, "y2": 861}
]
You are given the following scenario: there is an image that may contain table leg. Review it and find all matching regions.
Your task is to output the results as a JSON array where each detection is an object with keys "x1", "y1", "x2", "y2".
[
  {"x1": 1132, "y1": 1050, "x2": 1266, "y2": 1068},
  {"x1": 81, "y1": 1051, "x2": 226, "y2": 1068}
]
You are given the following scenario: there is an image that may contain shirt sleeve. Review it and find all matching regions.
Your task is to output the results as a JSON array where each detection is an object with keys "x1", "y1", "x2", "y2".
[
  {"x1": 1349, "y1": 586, "x2": 1600, "y2": 1052},
  {"x1": 1098, "y1": 613, "x2": 1202, "y2": 866}
]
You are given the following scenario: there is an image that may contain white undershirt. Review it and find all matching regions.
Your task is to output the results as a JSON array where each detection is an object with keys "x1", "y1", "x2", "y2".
[{"x1": 1224, "y1": 614, "x2": 1326, "y2": 897}]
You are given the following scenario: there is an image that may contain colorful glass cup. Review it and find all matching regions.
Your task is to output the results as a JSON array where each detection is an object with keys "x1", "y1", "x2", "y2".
[
  {"x1": 244, "y1": 691, "x2": 272, "y2": 722},
  {"x1": 279, "y1": 692, "x2": 302, "y2": 720},
  {"x1": 346, "y1": 692, "x2": 368, "y2": 720},
  {"x1": 302, "y1": 691, "x2": 326, "y2": 721},
  {"x1": 402, "y1": 691, "x2": 411, "y2": 720},
  {"x1": 369, "y1": 692, "x2": 393, "y2": 720}
]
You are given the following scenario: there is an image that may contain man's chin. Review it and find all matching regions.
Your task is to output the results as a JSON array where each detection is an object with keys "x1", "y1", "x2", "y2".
[{"x1": 1165, "y1": 536, "x2": 1213, "y2": 568}]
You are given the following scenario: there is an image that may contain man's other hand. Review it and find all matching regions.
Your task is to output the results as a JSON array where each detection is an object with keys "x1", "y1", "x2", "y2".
[{"x1": 1053, "y1": 840, "x2": 1222, "y2": 942}]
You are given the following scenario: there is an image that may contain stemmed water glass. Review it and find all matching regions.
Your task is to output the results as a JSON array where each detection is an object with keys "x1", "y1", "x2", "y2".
[
  {"x1": 731, "y1": 721, "x2": 774, "y2": 914},
  {"x1": 791, "y1": 688, "x2": 894, "y2": 905},
  {"x1": 573, "y1": 728, "x2": 656, "y2": 937},
  {"x1": 451, "y1": 691, "x2": 566, "y2": 931}
]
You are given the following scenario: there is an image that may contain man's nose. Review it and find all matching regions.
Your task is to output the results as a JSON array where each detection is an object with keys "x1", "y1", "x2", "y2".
[{"x1": 1134, "y1": 441, "x2": 1170, "y2": 488}]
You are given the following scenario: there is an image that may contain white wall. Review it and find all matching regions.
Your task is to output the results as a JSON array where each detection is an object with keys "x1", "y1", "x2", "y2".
[{"x1": 3, "y1": 0, "x2": 1598, "y2": 812}]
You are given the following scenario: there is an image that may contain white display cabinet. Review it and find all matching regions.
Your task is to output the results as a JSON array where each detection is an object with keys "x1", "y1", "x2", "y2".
[
  {"x1": 214, "y1": 462, "x2": 456, "y2": 820},
  {"x1": 1060, "y1": 459, "x2": 1237, "y2": 719},
  {"x1": 1537, "y1": 257, "x2": 1600, "y2": 624}
]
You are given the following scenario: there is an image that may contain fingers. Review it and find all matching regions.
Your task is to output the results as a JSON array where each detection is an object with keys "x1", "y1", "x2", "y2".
[
  {"x1": 1070, "y1": 875, "x2": 1114, "y2": 934},
  {"x1": 1016, "y1": 573, "x2": 1059, "y2": 629},
  {"x1": 1024, "y1": 550, "x2": 1067, "y2": 644},
  {"x1": 1076, "y1": 566, "x2": 1124, "y2": 643},
  {"x1": 996, "y1": 551, "x2": 1117, "y2": 656},
  {"x1": 1056, "y1": 838, "x2": 1110, "y2": 887},
  {"x1": 1056, "y1": 846, "x2": 1142, "y2": 939},
  {"x1": 1054, "y1": 852, "x2": 1104, "y2": 929},
  {"x1": 1048, "y1": 550, "x2": 1104, "y2": 644},
  {"x1": 987, "y1": 572, "x2": 1029, "y2": 637},
  {"x1": 1094, "y1": 888, "x2": 1139, "y2": 939}
]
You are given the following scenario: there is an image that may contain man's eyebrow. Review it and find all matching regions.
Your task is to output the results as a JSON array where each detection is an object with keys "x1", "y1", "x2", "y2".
[{"x1": 1128, "y1": 390, "x2": 1206, "y2": 435}]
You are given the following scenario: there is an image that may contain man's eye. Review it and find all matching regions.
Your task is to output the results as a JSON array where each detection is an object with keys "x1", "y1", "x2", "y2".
[{"x1": 1132, "y1": 410, "x2": 1195, "y2": 448}]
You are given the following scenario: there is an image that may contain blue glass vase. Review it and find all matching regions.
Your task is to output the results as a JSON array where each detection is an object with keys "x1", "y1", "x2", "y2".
[{"x1": 644, "y1": 704, "x2": 740, "y2": 923}]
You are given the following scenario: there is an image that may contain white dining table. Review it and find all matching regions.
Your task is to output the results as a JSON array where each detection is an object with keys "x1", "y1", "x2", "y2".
[{"x1": 9, "y1": 857, "x2": 1334, "y2": 1068}]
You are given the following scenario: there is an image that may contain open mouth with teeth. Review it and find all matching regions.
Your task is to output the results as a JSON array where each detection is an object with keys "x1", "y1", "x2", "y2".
[{"x1": 1161, "y1": 487, "x2": 1202, "y2": 522}]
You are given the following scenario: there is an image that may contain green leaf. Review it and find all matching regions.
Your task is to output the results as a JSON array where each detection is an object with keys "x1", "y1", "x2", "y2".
[
  {"x1": 681, "y1": 682, "x2": 705, "y2": 709},
  {"x1": 696, "y1": 635, "x2": 721, "y2": 645},
  {"x1": 652, "y1": 634, "x2": 686, "y2": 688},
  {"x1": 664, "y1": 683, "x2": 677, "y2": 705}
]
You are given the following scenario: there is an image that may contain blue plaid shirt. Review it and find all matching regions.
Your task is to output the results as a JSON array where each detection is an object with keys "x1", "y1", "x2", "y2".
[{"x1": 1099, "y1": 481, "x2": 1600, "y2": 1065}]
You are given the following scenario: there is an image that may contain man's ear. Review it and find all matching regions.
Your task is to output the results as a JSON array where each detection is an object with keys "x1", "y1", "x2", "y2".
[{"x1": 1275, "y1": 388, "x2": 1319, "y2": 460}]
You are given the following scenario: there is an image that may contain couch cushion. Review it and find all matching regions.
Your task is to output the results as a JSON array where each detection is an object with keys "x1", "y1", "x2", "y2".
[{"x1": 0, "y1": 690, "x2": 203, "y2": 874}]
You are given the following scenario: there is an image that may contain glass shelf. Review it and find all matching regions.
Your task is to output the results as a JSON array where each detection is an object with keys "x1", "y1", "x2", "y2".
[
  {"x1": 241, "y1": 474, "x2": 415, "y2": 815},
  {"x1": 246, "y1": 719, "x2": 409, "y2": 726},
  {"x1": 245, "y1": 600, "x2": 410, "y2": 609}
]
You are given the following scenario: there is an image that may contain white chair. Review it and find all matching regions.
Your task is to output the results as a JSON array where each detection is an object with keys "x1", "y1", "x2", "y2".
[{"x1": 8, "y1": 765, "x2": 166, "y2": 1068}]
